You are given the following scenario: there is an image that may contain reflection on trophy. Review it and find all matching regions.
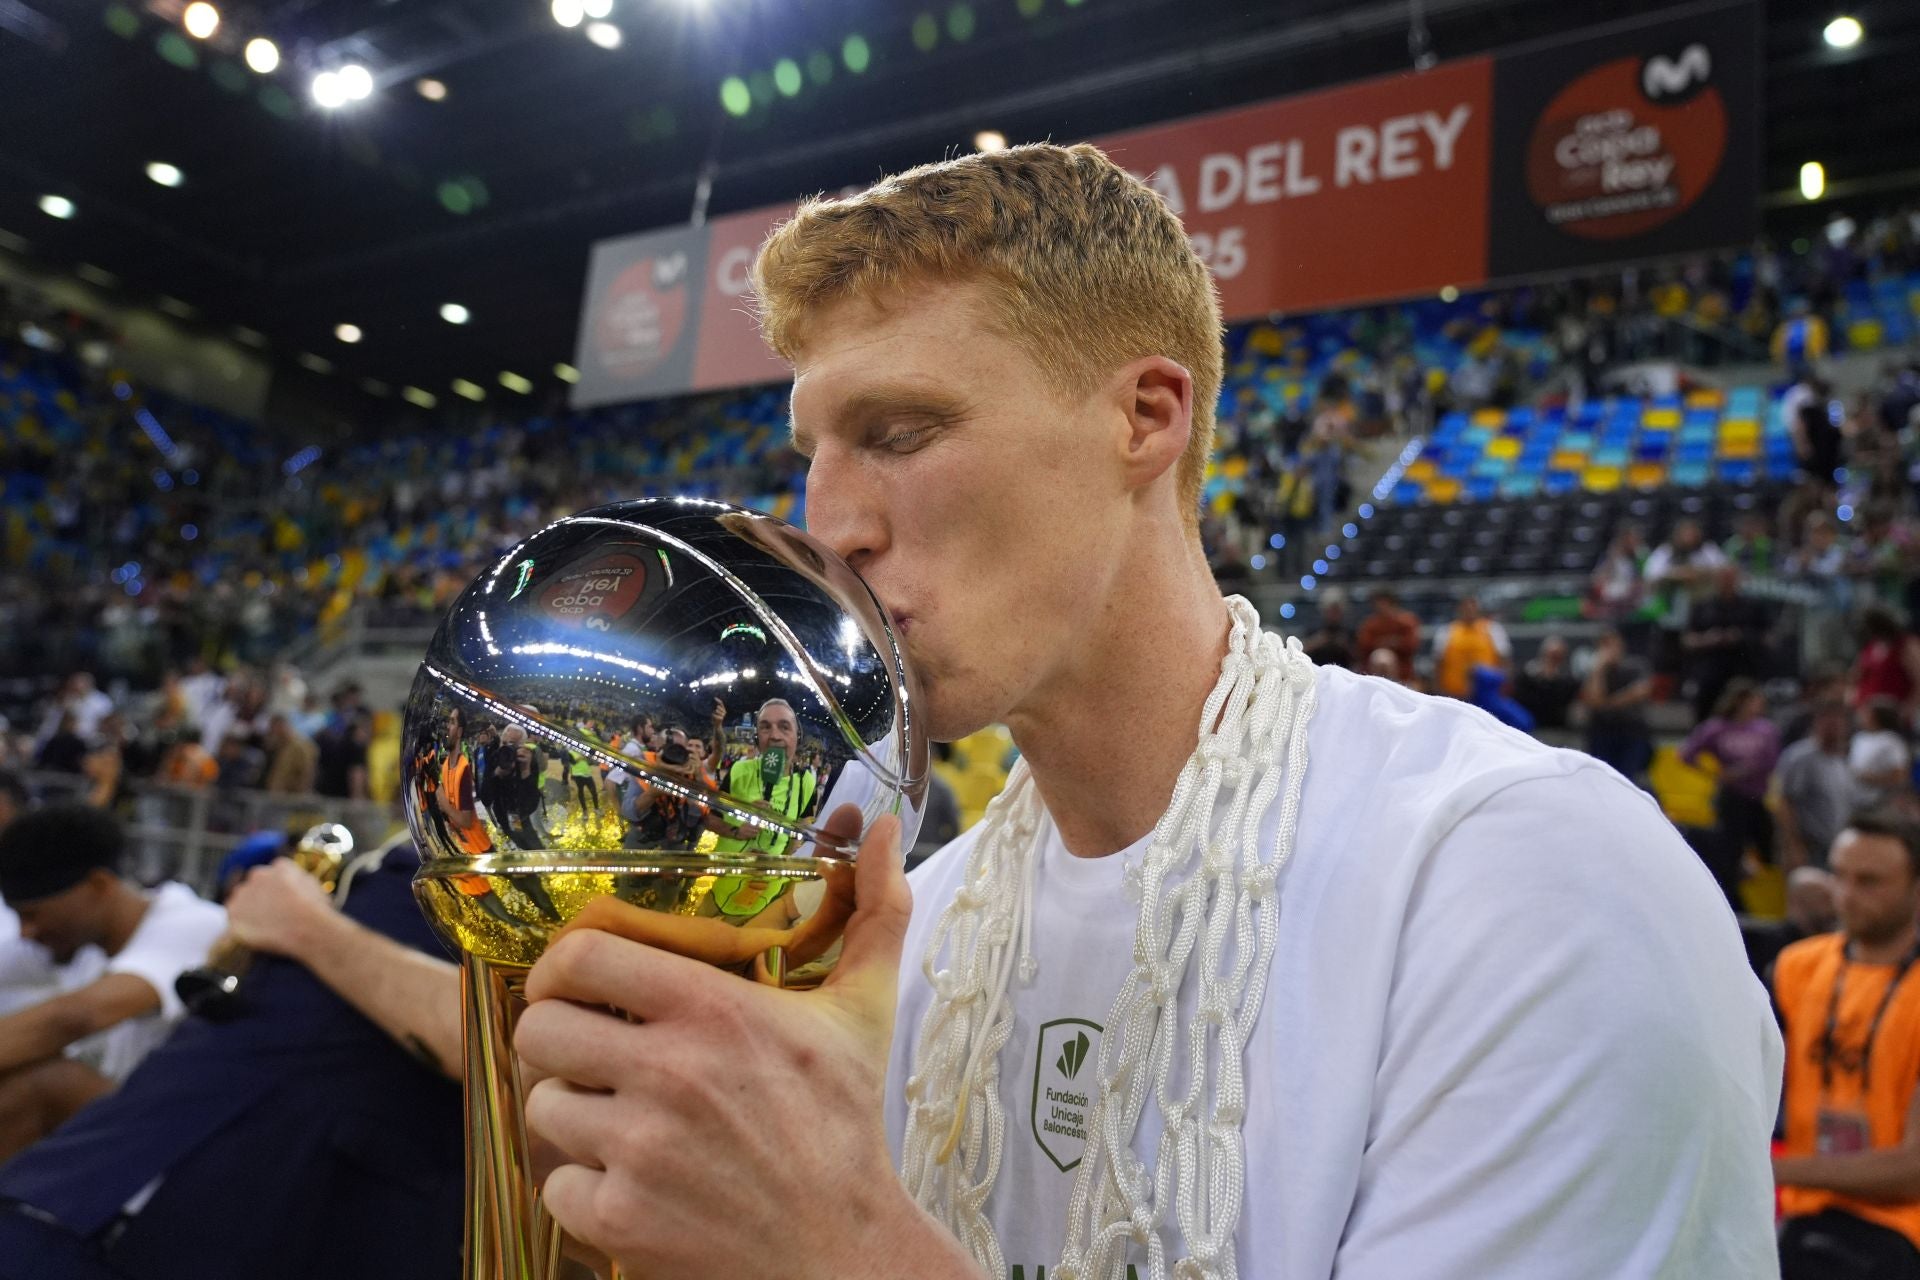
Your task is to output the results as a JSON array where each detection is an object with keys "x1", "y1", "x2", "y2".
[
  {"x1": 402, "y1": 498, "x2": 926, "y2": 1280},
  {"x1": 174, "y1": 822, "x2": 355, "y2": 1022}
]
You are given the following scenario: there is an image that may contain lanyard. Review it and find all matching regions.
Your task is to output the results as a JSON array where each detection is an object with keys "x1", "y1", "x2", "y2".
[{"x1": 1819, "y1": 939, "x2": 1920, "y2": 1095}]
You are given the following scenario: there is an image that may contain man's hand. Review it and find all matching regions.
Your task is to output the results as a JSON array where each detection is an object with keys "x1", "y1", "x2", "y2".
[
  {"x1": 517, "y1": 806, "x2": 980, "y2": 1280},
  {"x1": 225, "y1": 858, "x2": 341, "y2": 962},
  {"x1": 711, "y1": 698, "x2": 727, "y2": 728}
]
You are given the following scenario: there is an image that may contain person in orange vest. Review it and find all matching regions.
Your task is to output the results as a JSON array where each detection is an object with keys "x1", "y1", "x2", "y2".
[
  {"x1": 1433, "y1": 594, "x2": 1510, "y2": 700},
  {"x1": 435, "y1": 706, "x2": 493, "y2": 856}
]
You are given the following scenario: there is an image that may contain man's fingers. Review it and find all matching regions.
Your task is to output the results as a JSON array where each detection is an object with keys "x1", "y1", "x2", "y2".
[
  {"x1": 524, "y1": 1075, "x2": 617, "y2": 1171},
  {"x1": 823, "y1": 813, "x2": 911, "y2": 1007},
  {"x1": 549, "y1": 896, "x2": 790, "y2": 973},
  {"x1": 541, "y1": 1163, "x2": 610, "y2": 1257},
  {"x1": 514, "y1": 998, "x2": 639, "y2": 1090},
  {"x1": 527, "y1": 921, "x2": 758, "y2": 1018}
]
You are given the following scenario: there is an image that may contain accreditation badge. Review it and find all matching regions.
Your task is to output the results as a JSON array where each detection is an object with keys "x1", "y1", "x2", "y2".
[{"x1": 1816, "y1": 1108, "x2": 1872, "y2": 1155}]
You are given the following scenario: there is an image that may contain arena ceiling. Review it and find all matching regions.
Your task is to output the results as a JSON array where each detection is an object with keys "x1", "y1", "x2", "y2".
[{"x1": 1, "y1": 0, "x2": 1916, "y2": 419}]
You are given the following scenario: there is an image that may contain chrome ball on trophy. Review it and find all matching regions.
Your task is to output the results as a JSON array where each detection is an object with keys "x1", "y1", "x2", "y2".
[{"x1": 402, "y1": 498, "x2": 926, "y2": 1280}]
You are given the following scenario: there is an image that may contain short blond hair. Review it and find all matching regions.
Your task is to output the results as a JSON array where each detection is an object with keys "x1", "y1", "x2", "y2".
[{"x1": 752, "y1": 142, "x2": 1222, "y2": 522}]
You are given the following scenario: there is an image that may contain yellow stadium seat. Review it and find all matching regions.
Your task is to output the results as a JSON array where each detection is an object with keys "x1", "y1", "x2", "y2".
[
  {"x1": 1583, "y1": 466, "x2": 1622, "y2": 493},
  {"x1": 1849, "y1": 320, "x2": 1886, "y2": 351},
  {"x1": 1685, "y1": 389, "x2": 1725, "y2": 410},
  {"x1": 1405, "y1": 459, "x2": 1437, "y2": 482},
  {"x1": 1550, "y1": 450, "x2": 1587, "y2": 472},
  {"x1": 1486, "y1": 437, "x2": 1521, "y2": 461},
  {"x1": 1627, "y1": 462, "x2": 1668, "y2": 489},
  {"x1": 1640, "y1": 408, "x2": 1681, "y2": 429},
  {"x1": 1471, "y1": 408, "x2": 1507, "y2": 429},
  {"x1": 1719, "y1": 438, "x2": 1759, "y2": 460},
  {"x1": 1425, "y1": 477, "x2": 1461, "y2": 503},
  {"x1": 1718, "y1": 418, "x2": 1759, "y2": 445},
  {"x1": 1650, "y1": 745, "x2": 1717, "y2": 827}
]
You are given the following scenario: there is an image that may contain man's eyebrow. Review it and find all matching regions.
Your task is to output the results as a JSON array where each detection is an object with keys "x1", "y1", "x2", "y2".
[{"x1": 790, "y1": 382, "x2": 969, "y2": 456}]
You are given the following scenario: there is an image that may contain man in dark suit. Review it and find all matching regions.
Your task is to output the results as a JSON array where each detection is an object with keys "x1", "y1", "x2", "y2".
[{"x1": 0, "y1": 836, "x2": 463, "y2": 1279}]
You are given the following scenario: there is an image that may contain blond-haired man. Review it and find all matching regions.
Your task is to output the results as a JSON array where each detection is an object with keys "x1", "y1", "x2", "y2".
[{"x1": 517, "y1": 144, "x2": 1782, "y2": 1280}]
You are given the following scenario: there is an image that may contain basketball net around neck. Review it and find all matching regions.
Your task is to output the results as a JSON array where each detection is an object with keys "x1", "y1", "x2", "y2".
[{"x1": 899, "y1": 596, "x2": 1318, "y2": 1280}]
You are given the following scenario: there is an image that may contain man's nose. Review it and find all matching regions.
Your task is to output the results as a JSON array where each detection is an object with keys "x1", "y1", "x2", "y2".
[{"x1": 803, "y1": 448, "x2": 885, "y2": 572}]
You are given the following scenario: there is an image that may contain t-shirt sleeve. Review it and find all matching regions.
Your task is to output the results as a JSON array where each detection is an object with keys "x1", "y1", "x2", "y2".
[
  {"x1": 105, "y1": 887, "x2": 228, "y2": 1020},
  {"x1": 1333, "y1": 768, "x2": 1784, "y2": 1278}
]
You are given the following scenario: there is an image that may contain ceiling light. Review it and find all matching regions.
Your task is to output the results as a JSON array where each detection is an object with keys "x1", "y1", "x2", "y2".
[
  {"x1": 38, "y1": 194, "x2": 75, "y2": 220},
  {"x1": 232, "y1": 326, "x2": 266, "y2": 347},
  {"x1": 146, "y1": 161, "x2": 184, "y2": 188},
  {"x1": 582, "y1": 0, "x2": 613, "y2": 17},
  {"x1": 76, "y1": 264, "x2": 118, "y2": 287},
  {"x1": 335, "y1": 323, "x2": 363, "y2": 344},
  {"x1": 1801, "y1": 160, "x2": 1826, "y2": 201},
  {"x1": 451, "y1": 378, "x2": 485, "y2": 401},
  {"x1": 440, "y1": 302, "x2": 470, "y2": 325},
  {"x1": 552, "y1": 0, "x2": 584, "y2": 27},
  {"x1": 1823, "y1": 15, "x2": 1863, "y2": 48},
  {"x1": 182, "y1": 1, "x2": 219, "y2": 39},
  {"x1": 298, "y1": 353, "x2": 333, "y2": 374},
  {"x1": 157, "y1": 296, "x2": 195, "y2": 319},
  {"x1": 337, "y1": 63, "x2": 374, "y2": 101},
  {"x1": 585, "y1": 21, "x2": 621, "y2": 48},
  {"x1": 974, "y1": 129, "x2": 1007, "y2": 152},
  {"x1": 554, "y1": 362, "x2": 580, "y2": 383},
  {"x1": 499, "y1": 370, "x2": 534, "y2": 394},
  {"x1": 416, "y1": 78, "x2": 447, "y2": 101},
  {"x1": 244, "y1": 37, "x2": 279, "y2": 73},
  {"x1": 360, "y1": 378, "x2": 389, "y2": 396},
  {"x1": 402, "y1": 386, "x2": 437, "y2": 408},
  {"x1": 311, "y1": 70, "x2": 348, "y2": 108}
]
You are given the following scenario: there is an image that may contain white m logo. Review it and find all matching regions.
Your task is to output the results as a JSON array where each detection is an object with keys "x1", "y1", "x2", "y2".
[{"x1": 1642, "y1": 44, "x2": 1712, "y2": 99}]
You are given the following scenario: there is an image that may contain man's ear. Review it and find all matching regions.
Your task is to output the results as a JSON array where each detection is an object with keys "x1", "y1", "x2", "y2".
[{"x1": 1113, "y1": 355, "x2": 1195, "y2": 494}]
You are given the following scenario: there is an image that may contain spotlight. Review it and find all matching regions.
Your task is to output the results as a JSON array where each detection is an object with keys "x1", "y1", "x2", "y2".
[
  {"x1": 585, "y1": 21, "x2": 621, "y2": 47},
  {"x1": 452, "y1": 378, "x2": 485, "y2": 401},
  {"x1": 416, "y1": 78, "x2": 448, "y2": 101},
  {"x1": 1823, "y1": 15, "x2": 1862, "y2": 48},
  {"x1": 1439, "y1": 285, "x2": 1459, "y2": 302},
  {"x1": 582, "y1": 0, "x2": 613, "y2": 17},
  {"x1": 499, "y1": 370, "x2": 534, "y2": 394},
  {"x1": 335, "y1": 323, "x2": 363, "y2": 344},
  {"x1": 552, "y1": 0, "x2": 584, "y2": 27},
  {"x1": 554, "y1": 363, "x2": 580, "y2": 383},
  {"x1": 38, "y1": 194, "x2": 75, "y2": 220},
  {"x1": 298, "y1": 353, "x2": 334, "y2": 374},
  {"x1": 974, "y1": 129, "x2": 1007, "y2": 152},
  {"x1": 1800, "y1": 161, "x2": 1826, "y2": 201},
  {"x1": 182, "y1": 1, "x2": 219, "y2": 39},
  {"x1": 337, "y1": 63, "x2": 374, "y2": 100},
  {"x1": 402, "y1": 386, "x2": 437, "y2": 408},
  {"x1": 244, "y1": 37, "x2": 279, "y2": 73},
  {"x1": 311, "y1": 70, "x2": 348, "y2": 108},
  {"x1": 440, "y1": 302, "x2": 471, "y2": 325},
  {"x1": 146, "y1": 161, "x2": 184, "y2": 188}
]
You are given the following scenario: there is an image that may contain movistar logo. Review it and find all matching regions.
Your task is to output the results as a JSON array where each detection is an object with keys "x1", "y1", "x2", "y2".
[
  {"x1": 1055, "y1": 1031, "x2": 1090, "y2": 1080},
  {"x1": 1642, "y1": 43, "x2": 1711, "y2": 100}
]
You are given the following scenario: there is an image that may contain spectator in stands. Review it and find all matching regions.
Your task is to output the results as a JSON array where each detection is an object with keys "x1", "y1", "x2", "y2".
[
  {"x1": 1301, "y1": 590, "x2": 1354, "y2": 669},
  {"x1": 0, "y1": 836, "x2": 463, "y2": 1279},
  {"x1": 1684, "y1": 566, "x2": 1773, "y2": 724},
  {"x1": 31, "y1": 713, "x2": 86, "y2": 776},
  {"x1": 1775, "y1": 811, "x2": 1920, "y2": 1280},
  {"x1": 1852, "y1": 507, "x2": 1920, "y2": 619},
  {"x1": 1723, "y1": 511, "x2": 1778, "y2": 577},
  {"x1": 1789, "y1": 515, "x2": 1859, "y2": 675},
  {"x1": 313, "y1": 709, "x2": 370, "y2": 800},
  {"x1": 1646, "y1": 519, "x2": 1730, "y2": 682},
  {"x1": 1514, "y1": 636, "x2": 1581, "y2": 733},
  {"x1": 1585, "y1": 524, "x2": 1648, "y2": 624},
  {"x1": 1355, "y1": 590, "x2": 1420, "y2": 672},
  {"x1": 483, "y1": 723, "x2": 546, "y2": 852},
  {"x1": 1743, "y1": 866, "x2": 1837, "y2": 981},
  {"x1": 709, "y1": 699, "x2": 815, "y2": 857},
  {"x1": 0, "y1": 805, "x2": 225, "y2": 1160},
  {"x1": 1681, "y1": 679, "x2": 1784, "y2": 909},
  {"x1": 1432, "y1": 594, "x2": 1509, "y2": 700},
  {"x1": 1852, "y1": 607, "x2": 1920, "y2": 724},
  {"x1": 33, "y1": 675, "x2": 112, "y2": 754},
  {"x1": 1789, "y1": 375, "x2": 1844, "y2": 485},
  {"x1": 1776, "y1": 701, "x2": 1867, "y2": 871},
  {"x1": 1362, "y1": 647, "x2": 1411, "y2": 687},
  {"x1": 1582, "y1": 628, "x2": 1655, "y2": 785},
  {"x1": 1851, "y1": 698, "x2": 1914, "y2": 808},
  {"x1": 258, "y1": 713, "x2": 318, "y2": 795}
]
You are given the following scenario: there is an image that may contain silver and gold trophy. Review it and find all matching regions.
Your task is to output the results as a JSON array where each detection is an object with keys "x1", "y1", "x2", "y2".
[{"x1": 401, "y1": 498, "x2": 925, "y2": 1279}]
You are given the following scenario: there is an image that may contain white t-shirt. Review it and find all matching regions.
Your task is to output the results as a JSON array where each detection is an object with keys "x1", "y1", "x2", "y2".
[
  {"x1": 66, "y1": 882, "x2": 227, "y2": 1082},
  {"x1": 0, "y1": 904, "x2": 106, "y2": 1017},
  {"x1": 1850, "y1": 729, "x2": 1912, "y2": 781},
  {"x1": 885, "y1": 665, "x2": 1783, "y2": 1279}
]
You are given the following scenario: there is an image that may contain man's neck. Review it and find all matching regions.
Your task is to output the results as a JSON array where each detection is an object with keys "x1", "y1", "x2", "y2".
[
  {"x1": 100, "y1": 880, "x2": 152, "y2": 956},
  {"x1": 1851, "y1": 923, "x2": 1917, "y2": 967},
  {"x1": 1005, "y1": 529, "x2": 1233, "y2": 859}
]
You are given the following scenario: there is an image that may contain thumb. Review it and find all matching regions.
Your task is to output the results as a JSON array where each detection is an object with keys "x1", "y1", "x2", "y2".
[{"x1": 822, "y1": 811, "x2": 912, "y2": 1012}]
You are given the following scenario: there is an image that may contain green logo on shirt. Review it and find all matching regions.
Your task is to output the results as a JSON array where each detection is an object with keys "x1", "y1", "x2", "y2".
[{"x1": 1032, "y1": 1017, "x2": 1102, "y2": 1172}]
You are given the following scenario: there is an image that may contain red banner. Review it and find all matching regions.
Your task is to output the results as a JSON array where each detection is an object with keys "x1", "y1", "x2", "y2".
[{"x1": 571, "y1": 1, "x2": 1756, "y2": 408}]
